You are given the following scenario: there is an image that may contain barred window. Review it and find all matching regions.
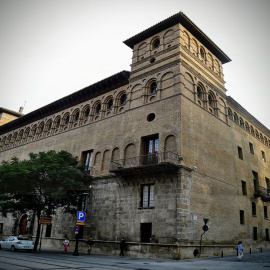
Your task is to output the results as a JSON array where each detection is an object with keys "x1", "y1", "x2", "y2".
[{"x1": 142, "y1": 184, "x2": 154, "y2": 207}]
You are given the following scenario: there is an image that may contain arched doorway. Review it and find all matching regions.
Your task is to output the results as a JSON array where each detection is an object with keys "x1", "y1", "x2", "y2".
[{"x1": 19, "y1": 215, "x2": 27, "y2": 235}]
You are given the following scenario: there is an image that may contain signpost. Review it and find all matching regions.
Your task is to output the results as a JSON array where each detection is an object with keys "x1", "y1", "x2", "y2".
[
  {"x1": 73, "y1": 211, "x2": 86, "y2": 256},
  {"x1": 39, "y1": 216, "x2": 53, "y2": 251}
]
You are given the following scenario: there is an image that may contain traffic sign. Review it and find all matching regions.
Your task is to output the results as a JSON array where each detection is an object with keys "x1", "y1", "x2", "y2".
[
  {"x1": 76, "y1": 220, "x2": 85, "y2": 225},
  {"x1": 77, "y1": 211, "x2": 86, "y2": 221},
  {"x1": 40, "y1": 216, "x2": 53, "y2": 225},
  {"x1": 75, "y1": 225, "x2": 80, "y2": 232}
]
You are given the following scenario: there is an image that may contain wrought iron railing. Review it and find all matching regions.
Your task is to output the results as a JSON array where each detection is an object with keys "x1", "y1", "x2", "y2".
[
  {"x1": 110, "y1": 151, "x2": 182, "y2": 171},
  {"x1": 254, "y1": 186, "x2": 270, "y2": 202}
]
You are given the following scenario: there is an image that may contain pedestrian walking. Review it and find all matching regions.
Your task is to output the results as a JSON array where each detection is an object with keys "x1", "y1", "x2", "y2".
[
  {"x1": 86, "y1": 236, "x2": 95, "y2": 255},
  {"x1": 119, "y1": 237, "x2": 125, "y2": 256},
  {"x1": 63, "y1": 236, "x2": 69, "y2": 254},
  {"x1": 237, "y1": 241, "x2": 244, "y2": 261}
]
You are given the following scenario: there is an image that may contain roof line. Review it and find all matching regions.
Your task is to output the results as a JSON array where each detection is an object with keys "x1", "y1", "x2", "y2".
[{"x1": 123, "y1": 11, "x2": 231, "y2": 64}]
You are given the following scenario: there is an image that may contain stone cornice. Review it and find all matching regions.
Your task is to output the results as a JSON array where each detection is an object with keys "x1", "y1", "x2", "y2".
[{"x1": 227, "y1": 96, "x2": 270, "y2": 136}]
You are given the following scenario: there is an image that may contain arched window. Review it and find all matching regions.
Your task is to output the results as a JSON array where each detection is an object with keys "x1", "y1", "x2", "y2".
[
  {"x1": 120, "y1": 93, "x2": 127, "y2": 105},
  {"x1": 234, "y1": 112, "x2": 239, "y2": 124},
  {"x1": 107, "y1": 98, "x2": 113, "y2": 110},
  {"x1": 245, "y1": 122, "x2": 250, "y2": 132},
  {"x1": 31, "y1": 125, "x2": 37, "y2": 138},
  {"x1": 197, "y1": 86, "x2": 203, "y2": 99},
  {"x1": 63, "y1": 114, "x2": 70, "y2": 126},
  {"x1": 208, "y1": 92, "x2": 216, "y2": 107},
  {"x1": 75, "y1": 111, "x2": 80, "y2": 122},
  {"x1": 54, "y1": 117, "x2": 61, "y2": 129},
  {"x1": 149, "y1": 81, "x2": 157, "y2": 94},
  {"x1": 264, "y1": 136, "x2": 268, "y2": 146},
  {"x1": 228, "y1": 108, "x2": 233, "y2": 120},
  {"x1": 84, "y1": 107, "x2": 90, "y2": 118},
  {"x1": 37, "y1": 122, "x2": 44, "y2": 135},
  {"x1": 255, "y1": 130, "x2": 259, "y2": 139},
  {"x1": 12, "y1": 132, "x2": 18, "y2": 145},
  {"x1": 45, "y1": 120, "x2": 52, "y2": 133},
  {"x1": 207, "y1": 53, "x2": 213, "y2": 69},
  {"x1": 183, "y1": 31, "x2": 190, "y2": 49},
  {"x1": 96, "y1": 103, "x2": 101, "y2": 114},
  {"x1": 152, "y1": 38, "x2": 160, "y2": 49},
  {"x1": 24, "y1": 128, "x2": 30, "y2": 140},
  {"x1": 239, "y1": 117, "x2": 244, "y2": 128},
  {"x1": 250, "y1": 126, "x2": 255, "y2": 136},
  {"x1": 200, "y1": 47, "x2": 206, "y2": 62}
]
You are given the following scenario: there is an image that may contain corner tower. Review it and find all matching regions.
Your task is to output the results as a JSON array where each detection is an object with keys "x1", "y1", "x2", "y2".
[{"x1": 124, "y1": 12, "x2": 231, "y2": 121}]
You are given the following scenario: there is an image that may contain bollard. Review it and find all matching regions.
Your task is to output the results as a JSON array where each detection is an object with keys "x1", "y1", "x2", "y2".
[
  {"x1": 221, "y1": 251, "x2": 223, "y2": 258},
  {"x1": 261, "y1": 247, "x2": 262, "y2": 253},
  {"x1": 250, "y1": 248, "x2": 251, "y2": 254}
]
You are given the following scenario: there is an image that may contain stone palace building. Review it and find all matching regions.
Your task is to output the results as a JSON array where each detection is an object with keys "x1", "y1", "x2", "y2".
[{"x1": 0, "y1": 12, "x2": 269, "y2": 259}]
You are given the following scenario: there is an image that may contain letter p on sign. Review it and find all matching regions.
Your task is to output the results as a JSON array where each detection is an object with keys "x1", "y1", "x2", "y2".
[{"x1": 77, "y1": 211, "x2": 86, "y2": 221}]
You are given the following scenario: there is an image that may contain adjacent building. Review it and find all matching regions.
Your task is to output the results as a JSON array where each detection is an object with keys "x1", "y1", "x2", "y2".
[{"x1": 0, "y1": 12, "x2": 269, "y2": 259}]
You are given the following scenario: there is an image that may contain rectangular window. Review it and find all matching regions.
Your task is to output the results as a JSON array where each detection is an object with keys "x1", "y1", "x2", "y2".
[
  {"x1": 241, "y1": 180, "x2": 247, "y2": 196},
  {"x1": 253, "y1": 227, "x2": 258, "y2": 240},
  {"x1": 252, "y1": 171, "x2": 259, "y2": 192},
  {"x1": 252, "y1": 202, "x2": 257, "y2": 216},
  {"x1": 238, "y1": 146, "x2": 243, "y2": 160},
  {"x1": 81, "y1": 150, "x2": 93, "y2": 171},
  {"x1": 249, "y1": 142, "x2": 254, "y2": 154},
  {"x1": 262, "y1": 151, "x2": 266, "y2": 162},
  {"x1": 142, "y1": 184, "x2": 154, "y2": 207},
  {"x1": 240, "y1": 210, "x2": 245, "y2": 225},
  {"x1": 142, "y1": 135, "x2": 159, "y2": 165},
  {"x1": 266, "y1": 229, "x2": 270, "y2": 241},
  {"x1": 264, "y1": 206, "x2": 268, "y2": 219}
]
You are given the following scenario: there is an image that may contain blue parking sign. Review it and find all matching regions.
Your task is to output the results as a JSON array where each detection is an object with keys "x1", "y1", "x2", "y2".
[{"x1": 77, "y1": 211, "x2": 86, "y2": 221}]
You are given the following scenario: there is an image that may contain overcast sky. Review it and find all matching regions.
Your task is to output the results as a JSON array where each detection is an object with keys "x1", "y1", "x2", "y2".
[{"x1": 0, "y1": 0, "x2": 269, "y2": 129}]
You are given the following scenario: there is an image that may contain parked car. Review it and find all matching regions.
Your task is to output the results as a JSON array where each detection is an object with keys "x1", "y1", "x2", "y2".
[{"x1": 0, "y1": 236, "x2": 34, "y2": 252}]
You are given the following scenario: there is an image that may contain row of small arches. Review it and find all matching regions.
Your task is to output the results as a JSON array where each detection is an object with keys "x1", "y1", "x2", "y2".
[
  {"x1": 182, "y1": 30, "x2": 222, "y2": 77},
  {"x1": 228, "y1": 108, "x2": 270, "y2": 147},
  {"x1": 0, "y1": 92, "x2": 127, "y2": 151}
]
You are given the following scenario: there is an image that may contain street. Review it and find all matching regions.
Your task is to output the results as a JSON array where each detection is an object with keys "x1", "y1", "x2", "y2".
[{"x1": 0, "y1": 248, "x2": 270, "y2": 270}]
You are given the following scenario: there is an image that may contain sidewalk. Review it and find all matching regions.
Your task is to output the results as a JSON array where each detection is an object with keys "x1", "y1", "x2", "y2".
[{"x1": 35, "y1": 248, "x2": 270, "y2": 270}]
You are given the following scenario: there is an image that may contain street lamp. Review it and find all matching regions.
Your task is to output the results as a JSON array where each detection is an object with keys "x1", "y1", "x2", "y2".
[
  {"x1": 73, "y1": 192, "x2": 89, "y2": 256},
  {"x1": 199, "y1": 218, "x2": 209, "y2": 257}
]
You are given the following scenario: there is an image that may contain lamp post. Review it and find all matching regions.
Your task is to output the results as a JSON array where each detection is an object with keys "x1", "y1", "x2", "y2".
[
  {"x1": 73, "y1": 192, "x2": 89, "y2": 256},
  {"x1": 199, "y1": 218, "x2": 209, "y2": 257}
]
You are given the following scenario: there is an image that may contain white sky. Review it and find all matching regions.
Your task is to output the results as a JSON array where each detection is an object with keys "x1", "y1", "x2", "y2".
[{"x1": 0, "y1": 0, "x2": 269, "y2": 129}]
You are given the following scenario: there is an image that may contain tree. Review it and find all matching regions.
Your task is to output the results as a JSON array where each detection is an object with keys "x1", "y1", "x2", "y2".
[{"x1": 0, "y1": 150, "x2": 87, "y2": 250}]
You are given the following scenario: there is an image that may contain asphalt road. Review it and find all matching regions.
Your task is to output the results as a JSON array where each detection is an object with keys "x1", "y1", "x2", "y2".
[{"x1": 0, "y1": 248, "x2": 270, "y2": 270}]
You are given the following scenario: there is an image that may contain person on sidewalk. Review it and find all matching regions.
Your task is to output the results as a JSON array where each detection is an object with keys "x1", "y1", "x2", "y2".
[
  {"x1": 237, "y1": 241, "x2": 244, "y2": 261},
  {"x1": 63, "y1": 237, "x2": 69, "y2": 254},
  {"x1": 86, "y1": 236, "x2": 95, "y2": 255},
  {"x1": 119, "y1": 237, "x2": 125, "y2": 256}
]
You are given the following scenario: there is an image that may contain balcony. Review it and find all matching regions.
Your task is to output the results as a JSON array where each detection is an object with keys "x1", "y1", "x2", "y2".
[
  {"x1": 254, "y1": 186, "x2": 270, "y2": 202},
  {"x1": 109, "y1": 151, "x2": 182, "y2": 177}
]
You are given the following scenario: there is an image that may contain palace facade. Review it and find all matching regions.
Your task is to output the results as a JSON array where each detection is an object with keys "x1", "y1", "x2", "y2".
[{"x1": 0, "y1": 12, "x2": 269, "y2": 259}]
